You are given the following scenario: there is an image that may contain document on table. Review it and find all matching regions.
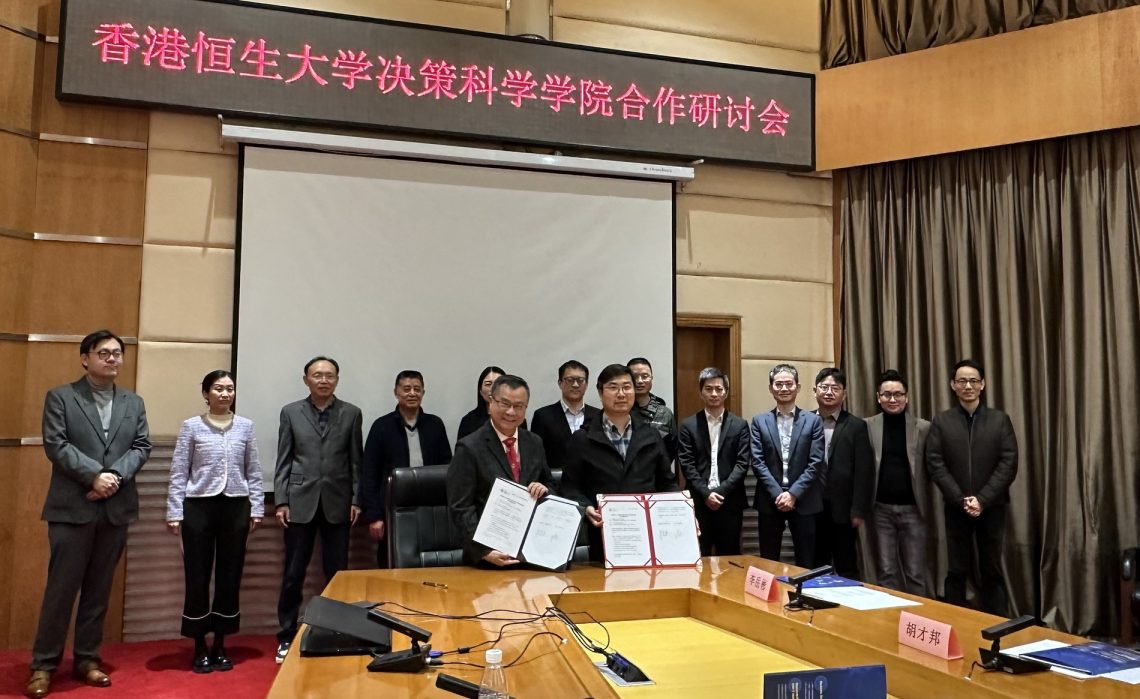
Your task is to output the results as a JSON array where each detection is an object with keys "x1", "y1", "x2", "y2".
[
  {"x1": 799, "y1": 586, "x2": 922, "y2": 611},
  {"x1": 1002, "y1": 640, "x2": 1089, "y2": 680},
  {"x1": 597, "y1": 492, "x2": 700, "y2": 568},
  {"x1": 473, "y1": 478, "x2": 582, "y2": 570}
]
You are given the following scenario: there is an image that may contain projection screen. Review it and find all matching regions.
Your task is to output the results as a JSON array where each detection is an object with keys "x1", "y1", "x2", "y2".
[{"x1": 236, "y1": 145, "x2": 675, "y2": 484}]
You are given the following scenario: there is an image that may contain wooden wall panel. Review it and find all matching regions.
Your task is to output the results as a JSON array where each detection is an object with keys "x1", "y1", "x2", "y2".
[
  {"x1": 26, "y1": 241, "x2": 142, "y2": 336},
  {"x1": 22, "y1": 341, "x2": 138, "y2": 437},
  {"x1": 816, "y1": 6, "x2": 1140, "y2": 169},
  {"x1": 39, "y1": 45, "x2": 149, "y2": 142},
  {"x1": 0, "y1": 342, "x2": 29, "y2": 438},
  {"x1": 0, "y1": 447, "x2": 18, "y2": 647},
  {"x1": 143, "y1": 150, "x2": 237, "y2": 246},
  {"x1": 0, "y1": 29, "x2": 38, "y2": 132},
  {"x1": 0, "y1": 236, "x2": 32, "y2": 333},
  {"x1": 0, "y1": 131, "x2": 38, "y2": 232},
  {"x1": 6, "y1": 445, "x2": 51, "y2": 648},
  {"x1": 0, "y1": 1, "x2": 46, "y2": 30},
  {"x1": 34, "y1": 142, "x2": 147, "y2": 237}
]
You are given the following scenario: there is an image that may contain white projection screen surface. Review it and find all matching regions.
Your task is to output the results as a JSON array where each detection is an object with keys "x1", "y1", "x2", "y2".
[{"x1": 236, "y1": 145, "x2": 675, "y2": 484}]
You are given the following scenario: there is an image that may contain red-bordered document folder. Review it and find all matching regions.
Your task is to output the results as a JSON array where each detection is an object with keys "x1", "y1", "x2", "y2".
[{"x1": 596, "y1": 491, "x2": 700, "y2": 569}]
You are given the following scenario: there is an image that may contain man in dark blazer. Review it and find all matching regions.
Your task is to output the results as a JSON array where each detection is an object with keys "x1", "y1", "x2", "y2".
[
  {"x1": 27, "y1": 330, "x2": 151, "y2": 699},
  {"x1": 750, "y1": 363, "x2": 825, "y2": 568},
  {"x1": 677, "y1": 367, "x2": 750, "y2": 556},
  {"x1": 529, "y1": 360, "x2": 601, "y2": 470},
  {"x1": 865, "y1": 369, "x2": 932, "y2": 595},
  {"x1": 811, "y1": 368, "x2": 874, "y2": 580},
  {"x1": 561, "y1": 364, "x2": 675, "y2": 562},
  {"x1": 273, "y1": 356, "x2": 363, "y2": 663},
  {"x1": 446, "y1": 375, "x2": 554, "y2": 567},
  {"x1": 361, "y1": 370, "x2": 452, "y2": 566}
]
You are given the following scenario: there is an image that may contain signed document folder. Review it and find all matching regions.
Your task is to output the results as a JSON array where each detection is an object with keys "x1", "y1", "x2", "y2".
[
  {"x1": 597, "y1": 491, "x2": 700, "y2": 569},
  {"x1": 473, "y1": 478, "x2": 583, "y2": 571}
]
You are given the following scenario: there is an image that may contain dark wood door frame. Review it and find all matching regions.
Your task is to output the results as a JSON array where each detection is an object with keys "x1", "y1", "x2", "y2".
[{"x1": 675, "y1": 313, "x2": 743, "y2": 417}]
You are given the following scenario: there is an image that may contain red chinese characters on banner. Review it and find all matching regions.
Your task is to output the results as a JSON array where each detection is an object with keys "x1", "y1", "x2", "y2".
[
  {"x1": 689, "y1": 93, "x2": 721, "y2": 128},
  {"x1": 616, "y1": 83, "x2": 650, "y2": 121},
  {"x1": 500, "y1": 70, "x2": 538, "y2": 108},
  {"x1": 192, "y1": 33, "x2": 236, "y2": 75},
  {"x1": 541, "y1": 75, "x2": 576, "y2": 113},
  {"x1": 377, "y1": 55, "x2": 416, "y2": 95},
  {"x1": 579, "y1": 79, "x2": 613, "y2": 117},
  {"x1": 285, "y1": 44, "x2": 329, "y2": 85},
  {"x1": 93, "y1": 23, "x2": 140, "y2": 65},
  {"x1": 239, "y1": 39, "x2": 282, "y2": 80},
  {"x1": 142, "y1": 26, "x2": 191, "y2": 70},
  {"x1": 458, "y1": 65, "x2": 497, "y2": 105},
  {"x1": 757, "y1": 99, "x2": 789, "y2": 136},
  {"x1": 418, "y1": 59, "x2": 457, "y2": 99},
  {"x1": 330, "y1": 50, "x2": 373, "y2": 89},
  {"x1": 653, "y1": 87, "x2": 686, "y2": 125},
  {"x1": 725, "y1": 96, "x2": 753, "y2": 132}
]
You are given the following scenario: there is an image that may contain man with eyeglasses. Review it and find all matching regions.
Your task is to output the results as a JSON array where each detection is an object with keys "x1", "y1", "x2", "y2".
[
  {"x1": 749, "y1": 363, "x2": 825, "y2": 567},
  {"x1": 529, "y1": 360, "x2": 601, "y2": 470},
  {"x1": 561, "y1": 364, "x2": 675, "y2": 561},
  {"x1": 865, "y1": 370, "x2": 931, "y2": 595},
  {"x1": 361, "y1": 370, "x2": 452, "y2": 567},
  {"x1": 811, "y1": 368, "x2": 874, "y2": 580},
  {"x1": 273, "y1": 356, "x2": 363, "y2": 664},
  {"x1": 627, "y1": 357, "x2": 677, "y2": 459},
  {"x1": 926, "y1": 358, "x2": 1018, "y2": 615},
  {"x1": 677, "y1": 368, "x2": 751, "y2": 555},
  {"x1": 27, "y1": 330, "x2": 151, "y2": 699},
  {"x1": 447, "y1": 375, "x2": 554, "y2": 567}
]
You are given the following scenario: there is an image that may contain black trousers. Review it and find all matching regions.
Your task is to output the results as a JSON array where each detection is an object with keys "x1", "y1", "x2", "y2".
[
  {"x1": 694, "y1": 501, "x2": 743, "y2": 556},
  {"x1": 180, "y1": 495, "x2": 251, "y2": 638},
  {"x1": 277, "y1": 508, "x2": 350, "y2": 643},
  {"x1": 944, "y1": 504, "x2": 1009, "y2": 615},
  {"x1": 813, "y1": 506, "x2": 861, "y2": 580},
  {"x1": 758, "y1": 510, "x2": 816, "y2": 568},
  {"x1": 31, "y1": 507, "x2": 127, "y2": 672}
]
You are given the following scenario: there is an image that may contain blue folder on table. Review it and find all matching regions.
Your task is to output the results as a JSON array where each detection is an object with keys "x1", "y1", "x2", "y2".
[
  {"x1": 763, "y1": 665, "x2": 886, "y2": 699},
  {"x1": 1023, "y1": 642, "x2": 1140, "y2": 675},
  {"x1": 774, "y1": 573, "x2": 863, "y2": 589}
]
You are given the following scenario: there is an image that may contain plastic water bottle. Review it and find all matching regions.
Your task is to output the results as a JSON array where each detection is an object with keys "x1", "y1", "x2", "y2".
[{"x1": 478, "y1": 648, "x2": 509, "y2": 698}]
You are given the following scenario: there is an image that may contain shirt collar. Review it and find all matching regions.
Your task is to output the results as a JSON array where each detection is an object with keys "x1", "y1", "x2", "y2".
[
  {"x1": 561, "y1": 399, "x2": 585, "y2": 415},
  {"x1": 602, "y1": 413, "x2": 631, "y2": 435},
  {"x1": 491, "y1": 421, "x2": 517, "y2": 442},
  {"x1": 704, "y1": 409, "x2": 724, "y2": 425},
  {"x1": 818, "y1": 408, "x2": 841, "y2": 423},
  {"x1": 776, "y1": 407, "x2": 796, "y2": 420}
]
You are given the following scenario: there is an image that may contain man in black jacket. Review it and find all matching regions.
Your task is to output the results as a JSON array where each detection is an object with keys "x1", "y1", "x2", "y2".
[
  {"x1": 360, "y1": 370, "x2": 452, "y2": 567},
  {"x1": 560, "y1": 364, "x2": 675, "y2": 561},
  {"x1": 677, "y1": 367, "x2": 750, "y2": 555},
  {"x1": 529, "y1": 360, "x2": 601, "y2": 470},
  {"x1": 926, "y1": 358, "x2": 1018, "y2": 615},
  {"x1": 811, "y1": 368, "x2": 874, "y2": 580}
]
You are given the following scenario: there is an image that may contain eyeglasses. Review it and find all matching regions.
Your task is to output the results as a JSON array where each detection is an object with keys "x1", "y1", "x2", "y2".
[
  {"x1": 491, "y1": 397, "x2": 527, "y2": 413},
  {"x1": 90, "y1": 349, "x2": 123, "y2": 360},
  {"x1": 772, "y1": 381, "x2": 796, "y2": 390},
  {"x1": 560, "y1": 376, "x2": 587, "y2": 386},
  {"x1": 309, "y1": 372, "x2": 338, "y2": 381},
  {"x1": 952, "y1": 378, "x2": 983, "y2": 387},
  {"x1": 631, "y1": 373, "x2": 652, "y2": 382},
  {"x1": 878, "y1": 391, "x2": 907, "y2": 400},
  {"x1": 603, "y1": 382, "x2": 634, "y2": 394},
  {"x1": 815, "y1": 384, "x2": 842, "y2": 394}
]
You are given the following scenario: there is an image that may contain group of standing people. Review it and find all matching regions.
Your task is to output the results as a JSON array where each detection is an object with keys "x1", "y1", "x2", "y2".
[{"x1": 23, "y1": 327, "x2": 1016, "y2": 699}]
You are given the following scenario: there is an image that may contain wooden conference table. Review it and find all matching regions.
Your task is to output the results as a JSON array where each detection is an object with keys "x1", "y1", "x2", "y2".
[{"x1": 268, "y1": 556, "x2": 1133, "y2": 698}]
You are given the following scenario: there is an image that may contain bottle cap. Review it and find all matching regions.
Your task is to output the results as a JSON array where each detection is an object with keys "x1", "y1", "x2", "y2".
[{"x1": 486, "y1": 648, "x2": 503, "y2": 664}]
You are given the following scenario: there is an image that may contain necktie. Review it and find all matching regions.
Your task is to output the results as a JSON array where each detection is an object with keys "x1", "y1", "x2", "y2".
[{"x1": 504, "y1": 437, "x2": 521, "y2": 482}]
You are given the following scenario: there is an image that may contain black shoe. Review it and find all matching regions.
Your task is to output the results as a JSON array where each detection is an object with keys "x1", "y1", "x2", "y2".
[
  {"x1": 210, "y1": 649, "x2": 233, "y2": 672},
  {"x1": 192, "y1": 651, "x2": 213, "y2": 674}
]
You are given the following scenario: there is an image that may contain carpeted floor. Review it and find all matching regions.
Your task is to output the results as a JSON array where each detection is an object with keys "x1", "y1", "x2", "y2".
[{"x1": 0, "y1": 635, "x2": 279, "y2": 698}]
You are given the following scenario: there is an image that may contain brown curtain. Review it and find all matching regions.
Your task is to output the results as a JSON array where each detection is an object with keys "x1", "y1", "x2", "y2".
[
  {"x1": 839, "y1": 127, "x2": 1140, "y2": 636},
  {"x1": 822, "y1": 0, "x2": 1140, "y2": 68}
]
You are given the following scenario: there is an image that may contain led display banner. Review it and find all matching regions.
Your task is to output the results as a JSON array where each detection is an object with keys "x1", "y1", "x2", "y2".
[{"x1": 58, "y1": 0, "x2": 814, "y2": 168}]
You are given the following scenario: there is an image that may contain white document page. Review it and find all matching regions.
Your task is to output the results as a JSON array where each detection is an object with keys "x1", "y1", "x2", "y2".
[
  {"x1": 473, "y1": 478, "x2": 536, "y2": 557},
  {"x1": 599, "y1": 497, "x2": 652, "y2": 568},
  {"x1": 519, "y1": 495, "x2": 583, "y2": 570},
  {"x1": 802, "y1": 586, "x2": 922, "y2": 611},
  {"x1": 647, "y1": 495, "x2": 700, "y2": 565}
]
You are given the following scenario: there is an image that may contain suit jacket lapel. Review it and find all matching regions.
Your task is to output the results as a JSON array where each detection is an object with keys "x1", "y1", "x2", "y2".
[
  {"x1": 105, "y1": 387, "x2": 129, "y2": 445},
  {"x1": 868, "y1": 416, "x2": 883, "y2": 465},
  {"x1": 484, "y1": 427, "x2": 513, "y2": 480},
  {"x1": 299, "y1": 399, "x2": 321, "y2": 435},
  {"x1": 905, "y1": 414, "x2": 918, "y2": 477},
  {"x1": 72, "y1": 380, "x2": 108, "y2": 445},
  {"x1": 694, "y1": 411, "x2": 711, "y2": 474},
  {"x1": 787, "y1": 408, "x2": 805, "y2": 466}
]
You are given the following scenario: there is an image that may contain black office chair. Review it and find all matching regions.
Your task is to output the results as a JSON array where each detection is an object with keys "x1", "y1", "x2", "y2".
[
  {"x1": 386, "y1": 465, "x2": 464, "y2": 568},
  {"x1": 1123, "y1": 547, "x2": 1140, "y2": 645}
]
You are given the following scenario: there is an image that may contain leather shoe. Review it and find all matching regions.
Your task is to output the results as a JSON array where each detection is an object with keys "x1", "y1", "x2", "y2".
[
  {"x1": 211, "y1": 649, "x2": 233, "y2": 672},
  {"x1": 24, "y1": 670, "x2": 51, "y2": 699},
  {"x1": 191, "y1": 651, "x2": 213, "y2": 674},
  {"x1": 72, "y1": 661, "x2": 111, "y2": 688}
]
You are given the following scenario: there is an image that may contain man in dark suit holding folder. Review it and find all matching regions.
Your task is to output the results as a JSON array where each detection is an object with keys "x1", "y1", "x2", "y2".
[
  {"x1": 677, "y1": 367, "x2": 750, "y2": 556},
  {"x1": 446, "y1": 375, "x2": 554, "y2": 567},
  {"x1": 749, "y1": 363, "x2": 825, "y2": 567}
]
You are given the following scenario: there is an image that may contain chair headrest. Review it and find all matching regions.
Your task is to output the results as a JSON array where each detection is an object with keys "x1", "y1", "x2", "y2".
[{"x1": 388, "y1": 464, "x2": 450, "y2": 508}]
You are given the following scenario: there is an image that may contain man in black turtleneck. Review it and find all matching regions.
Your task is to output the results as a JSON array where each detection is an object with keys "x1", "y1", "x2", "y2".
[{"x1": 865, "y1": 370, "x2": 931, "y2": 596}]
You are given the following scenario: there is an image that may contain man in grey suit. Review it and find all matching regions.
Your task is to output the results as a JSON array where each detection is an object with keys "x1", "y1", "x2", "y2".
[
  {"x1": 273, "y1": 356, "x2": 363, "y2": 663},
  {"x1": 446, "y1": 375, "x2": 555, "y2": 567},
  {"x1": 865, "y1": 370, "x2": 932, "y2": 595},
  {"x1": 749, "y1": 363, "x2": 825, "y2": 567},
  {"x1": 26, "y1": 330, "x2": 151, "y2": 699}
]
